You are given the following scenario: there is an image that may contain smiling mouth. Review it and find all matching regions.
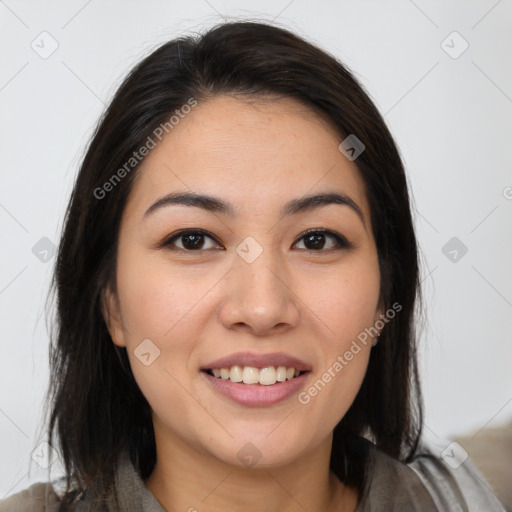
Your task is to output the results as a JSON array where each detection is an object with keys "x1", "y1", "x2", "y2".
[{"x1": 202, "y1": 365, "x2": 308, "y2": 386}]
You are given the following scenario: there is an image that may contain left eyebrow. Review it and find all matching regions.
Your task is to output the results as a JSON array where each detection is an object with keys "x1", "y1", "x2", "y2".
[
  {"x1": 281, "y1": 192, "x2": 365, "y2": 226},
  {"x1": 143, "y1": 191, "x2": 365, "y2": 227}
]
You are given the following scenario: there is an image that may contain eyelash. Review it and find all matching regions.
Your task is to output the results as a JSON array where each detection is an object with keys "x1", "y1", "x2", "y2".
[{"x1": 159, "y1": 228, "x2": 352, "y2": 253}]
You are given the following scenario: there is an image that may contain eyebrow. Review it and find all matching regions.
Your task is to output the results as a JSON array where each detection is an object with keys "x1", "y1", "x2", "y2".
[{"x1": 143, "y1": 191, "x2": 365, "y2": 226}]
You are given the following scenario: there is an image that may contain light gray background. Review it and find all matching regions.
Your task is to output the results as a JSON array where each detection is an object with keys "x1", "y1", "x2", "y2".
[{"x1": 1, "y1": 0, "x2": 511, "y2": 497}]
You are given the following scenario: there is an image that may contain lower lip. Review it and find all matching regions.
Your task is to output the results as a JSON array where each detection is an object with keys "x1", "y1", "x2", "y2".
[{"x1": 201, "y1": 371, "x2": 310, "y2": 407}]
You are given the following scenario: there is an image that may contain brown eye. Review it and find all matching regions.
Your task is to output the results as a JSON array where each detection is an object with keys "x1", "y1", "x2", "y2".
[
  {"x1": 293, "y1": 229, "x2": 351, "y2": 251},
  {"x1": 162, "y1": 230, "x2": 222, "y2": 251}
]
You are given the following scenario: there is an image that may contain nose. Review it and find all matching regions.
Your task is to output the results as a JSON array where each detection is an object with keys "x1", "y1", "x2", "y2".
[{"x1": 218, "y1": 248, "x2": 301, "y2": 336}]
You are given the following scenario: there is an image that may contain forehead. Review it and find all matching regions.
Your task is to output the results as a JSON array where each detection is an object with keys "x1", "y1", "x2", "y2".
[{"x1": 126, "y1": 95, "x2": 370, "y2": 222}]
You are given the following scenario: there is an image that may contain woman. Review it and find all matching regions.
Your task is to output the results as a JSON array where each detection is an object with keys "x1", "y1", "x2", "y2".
[{"x1": 0, "y1": 20, "x2": 506, "y2": 512}]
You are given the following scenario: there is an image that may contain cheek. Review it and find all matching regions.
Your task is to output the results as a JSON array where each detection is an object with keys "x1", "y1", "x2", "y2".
[
  {"x1": 115, "y1": 252, "x2": 215, "y2": 442},
  {"x1": 297, "y1": 346, "x2": 370, "y2": 444},
  {"x1": 113, "y1": 248, "x2": 203, "y2": 400},
  {"x1": 115, "y1": 247, "x2": 212, "y2": 344},
  {"x1": 296, "y1": 258, "x2": 379, "y2": 420},
  {"x1": 297, "y1": 319, "x2": 373, "y2": 436},
  {"x1": 307, "y1": 257, "x2": 381, "y2": 340}
]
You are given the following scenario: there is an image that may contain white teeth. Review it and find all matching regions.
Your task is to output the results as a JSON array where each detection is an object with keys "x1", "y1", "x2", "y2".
[
  {"x1": 208, "y1": 365, "x2": 303, "y2": 385},
  {"x1": 259, "y1": 367, "x2": 276, "y2": 386},
  {"x1": 242, "y1": 366, "x2": 259, "y2": 384},
  {"x1": 276, "y1": 366, "x2": 287, "y2": 382},
  {"x1": 229, "y1": 365, "x2": 243, "y2": 382}
]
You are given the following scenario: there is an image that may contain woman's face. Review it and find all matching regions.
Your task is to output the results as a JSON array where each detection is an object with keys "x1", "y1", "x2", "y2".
[{"x1": 105, "y1": 95, "x2": 383, "y2": 468}]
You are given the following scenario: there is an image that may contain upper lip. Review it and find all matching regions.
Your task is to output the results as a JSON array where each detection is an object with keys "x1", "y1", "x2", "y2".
[{"x1": 201, "y1": 352, "x2": 312, "y2": 371}]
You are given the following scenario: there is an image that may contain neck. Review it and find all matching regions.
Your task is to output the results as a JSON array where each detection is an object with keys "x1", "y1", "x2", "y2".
[{"x1": 144, "y1": 420, "x2": 359, "y2": 512}]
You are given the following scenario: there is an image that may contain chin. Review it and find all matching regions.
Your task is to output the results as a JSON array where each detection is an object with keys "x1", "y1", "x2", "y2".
[{"x1": 197, "y1": 427, "x2": 314, "y2": 470}]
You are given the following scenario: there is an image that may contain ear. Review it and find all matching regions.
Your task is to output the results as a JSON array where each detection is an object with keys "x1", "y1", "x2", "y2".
[
  {"x1": 101, "y1": 284, "x2": 127, "y2": 347},
  {"x1": 373, "y1": 299, "x2": 385, "y2": 333}
]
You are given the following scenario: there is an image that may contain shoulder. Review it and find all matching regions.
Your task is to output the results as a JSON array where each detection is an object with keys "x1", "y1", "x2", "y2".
[
  {"x1": 407, "y1": 438, "x2": 508, "y2": 511},
  {"x1": 0, "y1": 482, "x2": 61, "y2": 512},
  {"x1": 358, "y1": 436, "x2": 508, "y2": 511}
]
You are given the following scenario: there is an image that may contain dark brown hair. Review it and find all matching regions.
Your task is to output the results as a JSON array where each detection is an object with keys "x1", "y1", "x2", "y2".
[{"x1": 44, "y1": 20, "x2": 423, "y2": 509}]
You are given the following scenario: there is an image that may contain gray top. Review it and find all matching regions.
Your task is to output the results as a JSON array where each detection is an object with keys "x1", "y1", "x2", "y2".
[{"x1": 1, "y1": 438, "x2": 508, "y2": 511}]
